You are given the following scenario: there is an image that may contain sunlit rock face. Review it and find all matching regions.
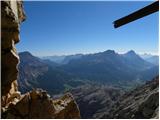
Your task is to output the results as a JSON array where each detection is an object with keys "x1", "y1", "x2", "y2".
[
  {"x1": 1, "y1": 1, "x2": 80, "y2": 119},
  {"x1": 2, "y1": 89, "x2": 80, "y2": 119},
  {"x1": 1, "y1": 0, "x2": 25, "y2": 107}
]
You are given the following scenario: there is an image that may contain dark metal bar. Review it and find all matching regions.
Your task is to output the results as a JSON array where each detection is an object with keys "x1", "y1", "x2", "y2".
[{"x1": 113, "y1": 1, "x2": 159, "y2": 28}]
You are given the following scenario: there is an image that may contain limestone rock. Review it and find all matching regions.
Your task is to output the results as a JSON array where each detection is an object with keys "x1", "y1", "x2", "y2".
[
  {"x1": 1, "y1": 0, "x2": 25, "y2": 104},
  {"x1": 2, "y1": 89, "x2": 80, "y2": 119},
  {"x1": 1, "y1": 1, "x2": 80, "y2": 119}
]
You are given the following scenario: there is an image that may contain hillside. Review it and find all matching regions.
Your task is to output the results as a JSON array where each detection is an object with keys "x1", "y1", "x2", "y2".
[
  {"x1": 100, "y1": 76, "x2": 159, "y2": 119},
  {"x1": 69, "y1": 76, "x2": 159, "y2": 119},
  {"x1": 70, "y1": 84, "x2": 124, "y2": 118}
]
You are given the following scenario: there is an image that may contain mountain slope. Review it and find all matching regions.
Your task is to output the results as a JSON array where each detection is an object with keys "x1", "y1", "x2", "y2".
[
  {"x1": 140, "y1": 54, "x2": 159, "y2": 66},
  {"x1": 145, "y1": 56, "x2": 159, "y2": 66},
  {"x1": 61, "y1": 50, "x2": 156, "y2": 87},
  {"x1": 123, "y1": 50, "x2": 153, "y2": 70},
  {"x1": 41, "y1": 54, "x2": 83, "y2": 64},
  {"x1": 18, "y1": 52, "x2": 85, "y2": 94},
  {"x1": 70, "y1": 84, "x2": 124, "y2": 118},
  {"x1": 100, "y1": 76, "x2": 159, "y2": 119},
  {"x1": 18, "y1": 52, "x2": 49, "y2": 93}
]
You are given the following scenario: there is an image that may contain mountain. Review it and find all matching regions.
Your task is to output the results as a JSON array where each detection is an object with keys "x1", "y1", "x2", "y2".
[
  {"x1": 140, "y1": 53, "x2": 154, "y2": 59},
  {"x1": 140, "y1": 54, "x2": 159, "y2": 66},
  {"x1": 61, "y1": 50, "x2": 156, "y2": 87},
  {"x1": 41, "y1": 54, "x2": 83, "y2": 64},
  {"x1": 69, "y1": 76, "x2": 159, "y2": 119},
  {"x1": 70, "y1": 84, "x2": 124, "y2": 118},
  {"x1": 18, "y1": 51, "x2": 85, "y2": 94},
  {"x1": 18, "y1": 51, "x2": 49, "y2": 93},
  {"x1": 18, "y1": 50, "x2": 159, "y2": 119},
  {"x1": 62, "y1": 54, "x2": 83, "y2": 64},
  {"x1": 123, "y1": 50, "x2": 153, "y2": 70},
  {"x1": 145, "y1": 56, "x2": 159, "y2": 66},
  {"x1": 42, "y1": 55, "x2": 66, "y2": 64},
  {"x1": 18, "y1": 50, "x2": 158, "y2": 94},
  {"x1": 99, "y1": 76, "x2": 159, "y2": 119}
]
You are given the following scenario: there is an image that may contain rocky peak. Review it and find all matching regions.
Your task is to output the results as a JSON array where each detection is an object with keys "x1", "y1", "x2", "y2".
[
  {"x1": 124, "y1": 50, "x2": 137, "y2": 56},
  {"x1": 19, "y1": 51, "x2": 33, "y2": 57},
  {"x1": 103, "y1": 50, "x2": 116, "y2": 55}
]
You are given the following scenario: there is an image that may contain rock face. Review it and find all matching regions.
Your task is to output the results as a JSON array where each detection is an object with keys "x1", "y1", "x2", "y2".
[
  {"x1": 100, "y1": 76, "x2": 159, "y2": 119},
  {"x1": 2, "y1": 0, "x2": 25, "y2": 108},
  {"x1": 2, "y1": 89, "x2": 80, "y2": 119},
  {"x1": 1, "y1": 1, "x2": 80, "y2": 119}
]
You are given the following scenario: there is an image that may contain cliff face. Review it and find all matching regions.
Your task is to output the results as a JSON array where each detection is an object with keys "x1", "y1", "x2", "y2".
[
  {"x1": 1, "y1": 0, "x2": 25, "y2": 107},
  {"x1": 1, "y1": 1, "x2": 80, "y2": 118}
]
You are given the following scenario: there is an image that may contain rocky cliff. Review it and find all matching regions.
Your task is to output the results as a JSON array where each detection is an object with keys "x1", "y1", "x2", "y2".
[{"x1": 1, "y1": 1, "x2": 80, "y2": 118}]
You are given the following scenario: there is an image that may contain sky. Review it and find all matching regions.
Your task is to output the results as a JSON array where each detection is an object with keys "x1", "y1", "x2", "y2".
[{"x1": 17, "y1": 1, "x2": 159, "y2": 56}]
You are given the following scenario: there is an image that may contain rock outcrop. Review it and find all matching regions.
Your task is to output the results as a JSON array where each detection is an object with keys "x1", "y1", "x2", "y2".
[
  {"x1": 2, "y1": 0, "x2": 25, "y2": 108},
  {"x1": 1, "y1": 1, "x2": 80, "y2": 118},
  {"x1": 2, "y1": 89, "x2": 80, "y2": 119}
]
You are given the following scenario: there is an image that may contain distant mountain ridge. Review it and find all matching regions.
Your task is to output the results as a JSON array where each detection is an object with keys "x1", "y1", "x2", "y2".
[
  {"x1": 60, "y1": 50, "x2": 157, "y2": 87},
  {"x1": 140, "y1": 53, "x2": 159, "y2": 66},
  {"x1": 41, "y1": 54, "x2": 83, "y2": 64},
  {"x1": 18, "y1": 50, "x2": 158, "y2": 94}
]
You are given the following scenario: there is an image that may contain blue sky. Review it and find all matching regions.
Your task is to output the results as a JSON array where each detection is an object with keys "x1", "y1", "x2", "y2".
[{"x1": 17, "y1": 1, "x2": 158, "y2": 56}]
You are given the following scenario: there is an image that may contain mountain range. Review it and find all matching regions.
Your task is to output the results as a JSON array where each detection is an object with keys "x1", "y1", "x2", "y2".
[
  {"x1": 17, "y1": 50, "x2": 159, "y2": 119},
  {"x1": 18, "y1": 50, "x2": 158, "y2": 94},
  {"x1": 140, "y1": 53, "x2": 159, "y2": 66}
]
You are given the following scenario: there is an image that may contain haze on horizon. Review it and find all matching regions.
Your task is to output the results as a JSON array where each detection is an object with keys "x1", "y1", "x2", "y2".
[{"x1": 17, "y1": 1, "x2": 158, "y2": 56}]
